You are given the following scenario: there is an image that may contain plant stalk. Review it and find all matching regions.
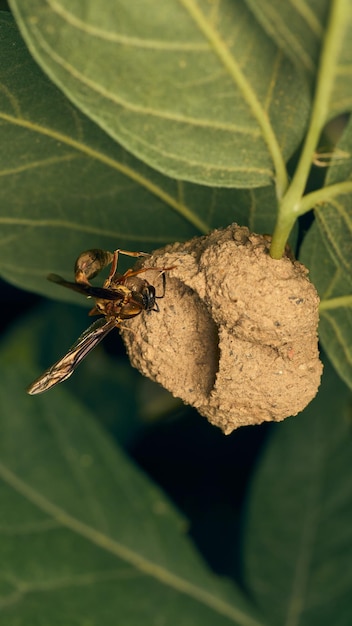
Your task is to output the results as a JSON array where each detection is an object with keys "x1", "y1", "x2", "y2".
[{"x1": 270, "y1": 0, "x2": 349, "y2": 258}]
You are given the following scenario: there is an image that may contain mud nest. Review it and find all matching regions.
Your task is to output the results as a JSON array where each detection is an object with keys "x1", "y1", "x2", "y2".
[{"x1": 121, "y1": 224, "x2": 322, "y2": 434}]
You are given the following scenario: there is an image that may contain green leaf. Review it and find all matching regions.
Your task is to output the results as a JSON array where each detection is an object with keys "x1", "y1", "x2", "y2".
[
  {"x1": 0, "y1": 13, "x2": 282, "y2": 300},
  {"x1": 243, "y1": 360, "x2": 352, "y2": 626},
  {"x1": 302, "y1": 224, "x2": 352, "y2": 391},
  {"x1": 8, "y1": 0, "x2": 310, "y2": 188},
  {"x1": 316, "y1": 120, "x2": 352, "y2": 291},
  {"x1": 0, "y1": 13, "x2": 203, "y2": 278},
  {"x1": 247, "y1": 1, "x2": 352, "y2": 120},
  {"x1": 245, "y1": 0, "x2": 330, "y2": 78},
  {"x1": 0, "y1": 318, "x2": 264, "y2": 626},
  {"x1": 300, "y1": 117, "x2": 352, "y2": 390}
]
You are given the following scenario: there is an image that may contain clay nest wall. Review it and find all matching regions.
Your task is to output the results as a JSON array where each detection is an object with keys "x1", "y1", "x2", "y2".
[{"x1": 120, "y1": 224, "x2": 323, "y2": 434}]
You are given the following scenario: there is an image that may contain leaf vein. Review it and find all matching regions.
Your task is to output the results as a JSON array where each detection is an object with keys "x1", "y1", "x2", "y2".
[{"x1": 0, "y1": 462, "x2": 263, "y2": 626}]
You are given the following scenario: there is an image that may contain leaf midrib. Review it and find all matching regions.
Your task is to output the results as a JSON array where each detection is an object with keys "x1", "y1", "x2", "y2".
[{"x1": 179, "y1": 0, "x2": 288, "y2": 198}]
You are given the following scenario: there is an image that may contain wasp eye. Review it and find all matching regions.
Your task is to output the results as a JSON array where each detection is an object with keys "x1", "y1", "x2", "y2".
[{"x1": 142, "y1": 286, "x2": 156, "y2": 311}]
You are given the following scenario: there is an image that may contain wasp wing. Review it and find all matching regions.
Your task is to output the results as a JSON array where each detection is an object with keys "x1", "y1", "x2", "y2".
[
  {"x1": 48, "y1": 274, "x2": 126, "y2": 301},
  {"x1": 27, "y1": 317, "x2": 116, "y2": 395}
]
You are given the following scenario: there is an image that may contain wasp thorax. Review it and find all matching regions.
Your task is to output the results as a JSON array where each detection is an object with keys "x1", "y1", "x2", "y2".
[{"x1": 120, "y1": 224, "x2": 323, "y2": 434}]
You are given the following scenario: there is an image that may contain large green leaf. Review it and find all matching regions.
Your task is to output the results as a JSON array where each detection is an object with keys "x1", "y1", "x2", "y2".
[
  {"x1": 243, "y1": 360, "x2": 352, "y2": 626},
  {"x1": 0, "y1": 13, "x2": 281, "y2": 300},
  {"x1": 8, "y1": 0, "x2": 310, "y2": 188},
  {"x1": 300, "y1": 117, "x2": 352, "y2": 390},
  {"x1": 0, "y1": 317, "x2": 264, "y2": 626}
]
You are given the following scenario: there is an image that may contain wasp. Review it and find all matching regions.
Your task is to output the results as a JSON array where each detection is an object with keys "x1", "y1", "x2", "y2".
[{"x1": 27, "y1": 248, "x2": 171, "y2": 395}]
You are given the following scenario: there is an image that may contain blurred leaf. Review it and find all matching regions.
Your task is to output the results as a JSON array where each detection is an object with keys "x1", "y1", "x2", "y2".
[
  {"x1": 0, "y1": 322, "x2": 264, "y2": 626},
  {"x1": 300, "y1": 117, "x2": 352, "y2": 390},
  {"x1": 0, "y1": 13, "x2": 282, "y2": 300},
  {"x1": 8, "y1": 0, "x2": 310, "y2": 187},
  {"x1": 243, "y1": 360, "x2": 352, "y2": 626},
  {"x1": 245, "y1": 0, "x2": 330, "y2": 79}
]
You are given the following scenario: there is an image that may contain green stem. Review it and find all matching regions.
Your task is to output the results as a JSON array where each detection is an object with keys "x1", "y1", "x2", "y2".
[
  {"x1": 320, "y1": 295, "x2": 352, "y2": 311},
  {"x1": 270, "y1": 0, "x2": 349, "y2": 258},
  {"x1": 296, "y1": 181, "x2": 352, "y2": 216},
  {"x1": 269, "y1": 212, "x2": 297, "y2": 260}
]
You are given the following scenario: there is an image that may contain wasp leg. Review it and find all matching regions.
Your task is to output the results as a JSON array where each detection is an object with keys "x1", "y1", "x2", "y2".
[
  {"x1": 105, "y1": 249, "x2": 150, "y2": 286},
  {"x1": 121, "y1": 265, "x2": 175, "y2": 281}
]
